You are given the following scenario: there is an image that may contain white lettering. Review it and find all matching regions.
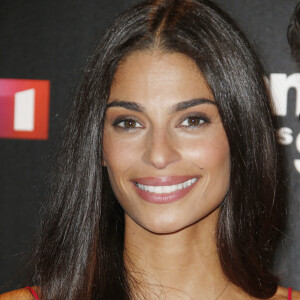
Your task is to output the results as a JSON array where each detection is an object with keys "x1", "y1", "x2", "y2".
[
  {"x1": 296, "y1": 132, "x2": 300, "y2": 153},
  {"x1": 270, "y1": 73, "x2": 300, "y2": 116},
  {"x1": 294, "y1": 160, "x2": 300, "y2": 174},
  {"x1": 277, "y1": 127, "x2": 293, "y2": 145},
  {"x1": 295, "y1": 133, "x2": 300, "y2": 174}
]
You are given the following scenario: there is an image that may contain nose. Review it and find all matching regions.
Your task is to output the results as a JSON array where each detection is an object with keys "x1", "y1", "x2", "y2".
[{"x1": 142, "y1": 130, "x2": 181, "y2": 169}]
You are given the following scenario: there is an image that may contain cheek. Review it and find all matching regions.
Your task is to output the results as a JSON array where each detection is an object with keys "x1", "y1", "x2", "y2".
[
  {"x1": 103, "y1": 133, "x2": 143, "y2": 169},
  {"x1": 201, "y1": 140, "x2": 230, "y2": 171},
  {"x1": 178, "y1": 130, "x2": 230, "y2": 170},
  {"x1": 102, "y1": 131, "x2": 144, "y2": 196},
  {"x1": 202, "y1": 138, "x2": 231, "y2": 198},
  {"x1": 179, "y1": 130, "x2": 231, "y2": 202}
]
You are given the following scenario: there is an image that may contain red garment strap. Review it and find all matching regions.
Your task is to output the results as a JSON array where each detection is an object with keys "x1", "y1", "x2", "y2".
[
  {"x1": 25, "y1": 287, "x2": 39, "y2": 300},
  {"x1": 288, "y1": 287, "x2": 292, "y2": 300}
]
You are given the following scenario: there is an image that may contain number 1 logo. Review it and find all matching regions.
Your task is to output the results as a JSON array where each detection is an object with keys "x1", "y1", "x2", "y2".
[{"x1": 0, "y1": 79, "x2": 50, "y2": 140}]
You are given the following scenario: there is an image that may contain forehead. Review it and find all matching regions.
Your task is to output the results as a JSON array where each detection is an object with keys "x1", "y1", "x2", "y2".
[{"x1": 109, "y1": 51, "x2": 214, "y2": 105}]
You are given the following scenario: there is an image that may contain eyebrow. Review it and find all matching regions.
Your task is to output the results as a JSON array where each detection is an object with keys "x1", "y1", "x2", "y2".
[
  {"x1": 106, "y1": 100, "x2": 144, "y2": 112},
  {"x1": 106, "y1": 98, "x2": 216, "y2": 113},
  {"x1": 171, "y1": 98, "x2": 216, "y2": 112}
]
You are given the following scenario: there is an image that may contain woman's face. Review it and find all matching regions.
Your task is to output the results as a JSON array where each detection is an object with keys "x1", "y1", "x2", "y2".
[{"x1": 103, "y1": 51, "x2": 230, "y2": 234}]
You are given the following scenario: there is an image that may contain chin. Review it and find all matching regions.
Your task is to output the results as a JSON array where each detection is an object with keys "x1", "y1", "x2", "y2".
[
  {"x1": 139, "y1": 214, "x2": 197, "y2": 235},
  {"x1": 135, "y1": 205, "x2": 220, "y2": 235},
  {"x1": 144, "y1": 224, "x2": 186, "y2": 235}
]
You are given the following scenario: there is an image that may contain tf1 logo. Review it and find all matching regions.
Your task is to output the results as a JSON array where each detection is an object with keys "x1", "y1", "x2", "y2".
[{"x1": 0, "y1": 78, "x2": 50, "y2": 140}]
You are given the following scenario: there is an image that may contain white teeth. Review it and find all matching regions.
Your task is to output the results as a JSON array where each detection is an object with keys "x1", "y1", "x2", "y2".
[
  {"x1": 171, "y1": 185, "x2": 177, "y2": 192},
  {"x1": 163, "y1": 186, "x2": 172, "y2": 193},
  {"x1": 136, "y1": 178, "x2": 198, "y2": 194},
  {"x1": 157, "y1": 186, "x2": 163, "y2": 193}
]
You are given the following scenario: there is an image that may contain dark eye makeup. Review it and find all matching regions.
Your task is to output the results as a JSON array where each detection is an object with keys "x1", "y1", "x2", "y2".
[
  {"x1": 111, "y1": 112, "x2": 211, "y2": 131},
  {"x1": 112, "y1": 115, "x2": 144, "y2": 131},
  {"x1": 177, "y1": 113, "x2": 210, "y2": 129}
]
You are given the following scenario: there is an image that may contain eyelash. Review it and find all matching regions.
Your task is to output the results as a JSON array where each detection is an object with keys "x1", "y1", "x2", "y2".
[
  {"x1": 112, "y1": 118, "x2": 143, "y2": 131},
  {"x1": 112, "y1": 115, "x2": 209, "y2": 131},
  {"x1": 177, "y1": 115, "x2": 209, "y2": 128}
]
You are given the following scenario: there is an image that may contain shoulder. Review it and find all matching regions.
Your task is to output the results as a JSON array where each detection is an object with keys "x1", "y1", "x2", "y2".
[
  {"x1": 0, "y1": 288, "x2": 36, "y2": 300},
  {"x1": 272, "y1": 286, "x2": 300, "y2": 300}
]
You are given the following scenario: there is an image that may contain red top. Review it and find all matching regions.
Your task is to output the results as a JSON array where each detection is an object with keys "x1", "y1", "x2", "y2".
[
  {"x1": 25, "y1": 287, "x2": 39, "y2": 300},
  {"x1": 25, "y1": 286, "x2": 293, "y2": 299},
  {"x1": 289, "y1": 287, "x2": 293, "y2": 300}
]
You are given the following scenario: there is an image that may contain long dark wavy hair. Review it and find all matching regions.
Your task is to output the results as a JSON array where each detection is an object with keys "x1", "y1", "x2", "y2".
[
  {"x1": 34, "y1": 0, "x2": 286, "y2": 299},
  {"x1": 288, "y1": 2, "x2": 300, "y2": 65}
]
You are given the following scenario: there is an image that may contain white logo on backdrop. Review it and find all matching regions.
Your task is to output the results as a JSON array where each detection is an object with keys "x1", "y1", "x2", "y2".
[
  {"x1": 14, "y1": 88, "x2": 35, "y2": 132},
  {"x1": 270, "y1": 73, "x2": 300, "y2": 174}
]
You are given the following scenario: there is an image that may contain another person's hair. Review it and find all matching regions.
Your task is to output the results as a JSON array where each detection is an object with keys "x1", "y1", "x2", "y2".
[
  {"x1": 288, "y1": 2, "x2": 300, "y2": 65},
  {"x1": 34, "y1": 0, "x2": 285, "y2": 299}
]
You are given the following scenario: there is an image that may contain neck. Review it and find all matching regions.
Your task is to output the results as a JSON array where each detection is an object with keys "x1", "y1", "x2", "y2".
[{"x1": 124, "y1": 209, "x2": 231, "y2": 300}]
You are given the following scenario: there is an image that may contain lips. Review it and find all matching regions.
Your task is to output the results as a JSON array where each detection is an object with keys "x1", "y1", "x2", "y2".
[{"x1": 131, "y1": 176, "x2": 200, "y2": 204}]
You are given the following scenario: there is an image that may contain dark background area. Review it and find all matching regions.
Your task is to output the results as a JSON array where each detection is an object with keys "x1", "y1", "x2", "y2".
[{"x1": 0, "y1": 0, "x2": 299, "y2": 294}]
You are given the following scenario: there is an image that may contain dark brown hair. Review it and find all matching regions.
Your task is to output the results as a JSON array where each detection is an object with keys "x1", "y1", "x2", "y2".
[
  {"x1": 34, "y1": 0, "x2": 286, "y2": 299},
  {"x1": 288, "y1": 2, "x2": 300, "y2": 65}
]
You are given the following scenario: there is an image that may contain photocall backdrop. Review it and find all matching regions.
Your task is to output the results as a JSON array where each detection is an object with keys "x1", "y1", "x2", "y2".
[{"x1": 0, "y1": 0, "x2": 299, "y2": 293}]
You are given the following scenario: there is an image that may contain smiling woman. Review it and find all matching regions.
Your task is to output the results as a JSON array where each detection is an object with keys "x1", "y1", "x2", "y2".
[
  {"x1": 103, "y1": 52, "x2": 230, "y2": 236},
  {"x1": 1, "y1": 0, "x2": 299, "y2": 299}
]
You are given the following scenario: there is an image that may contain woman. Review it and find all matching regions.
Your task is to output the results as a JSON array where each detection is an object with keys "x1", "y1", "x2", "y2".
[{"x1": 1, "y1": 0, "x2": 299, "y2": 299}]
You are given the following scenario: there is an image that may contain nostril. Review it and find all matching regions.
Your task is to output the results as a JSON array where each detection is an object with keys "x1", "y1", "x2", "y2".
[{"x1": 142, "y1": 136, "x2": 181, "y2": 169}]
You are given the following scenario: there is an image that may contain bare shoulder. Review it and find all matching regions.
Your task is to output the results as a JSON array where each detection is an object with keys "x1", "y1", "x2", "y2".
[
  {"x1": 272, "y1": 286, "x2": 300, "y2": 300},
  {"x1": 291, "y1": 289, "x2": 300, "y2": 300},
  {"x1": 0, "y1": 288, "x2": 35, "y2": 300}
]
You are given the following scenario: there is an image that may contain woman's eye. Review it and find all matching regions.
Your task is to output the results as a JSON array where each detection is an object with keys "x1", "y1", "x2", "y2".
[
  {"x1": 114, "y1": 119, "x2": 143, "y2": 130},
  {"x1": 179, "y1": 116, "x2": 206, "y2": 128}
]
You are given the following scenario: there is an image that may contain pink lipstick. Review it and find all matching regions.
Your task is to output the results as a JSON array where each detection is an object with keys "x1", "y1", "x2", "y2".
[{"x1": 131, "y1": 176, "x2": 200, "y2": 204}]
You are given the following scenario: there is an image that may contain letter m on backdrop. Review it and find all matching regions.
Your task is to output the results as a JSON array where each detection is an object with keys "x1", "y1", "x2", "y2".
[{"x1": 0, "y1": 79, "x2": 50, "y2": 140}]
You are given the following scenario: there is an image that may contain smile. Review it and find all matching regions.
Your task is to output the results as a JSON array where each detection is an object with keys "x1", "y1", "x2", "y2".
[
  {"x1": 135, "y1": 178, "x2": 198, "y2": 194},
  {"x1": 132, "y1": 176, "x2": 200, "y2": 204}
]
